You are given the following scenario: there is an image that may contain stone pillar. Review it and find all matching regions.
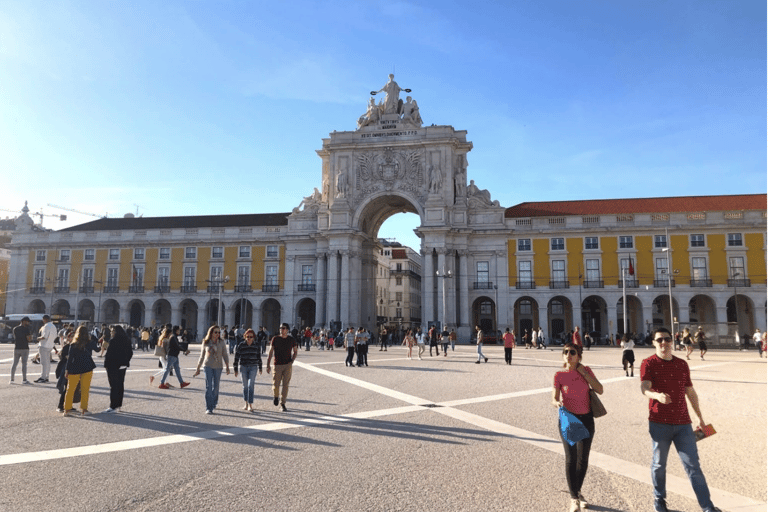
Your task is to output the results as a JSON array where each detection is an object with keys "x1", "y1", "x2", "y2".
[
  {"x1": 340, "y1": 250, "x2": 350, "y2": 328},
  {"x1": 495, "y1": 251, "x2": 509, "y2": 329},
  {"x1": 423, "y1": 249, "x2": 435, "y2": 327},
  {"x1": 642, "y1": 301, "x2": 654, "y2": 337},
  {"x1": 316, "y1": 252, "x2": 326, "y2": 328},
  {"x1": 458, "y1": 250, "x2": 469, "y2": 330},
  {"x1": 349, "y1": 249, "x2": 362, "y2": 328},
  {"x1": 606, "y1": 302, "x2": 618, "y2": 345},
  {"x1": 539, "y1": 306, "x2": 549, "y2": 341},
  {"x1": 327, "y1": 252, "x2": 339, "y2": 329},
  {"x1": 446, "y1": 251, "x2": 457, "y2": 329},
  {"x1": 436, "y1": 249, "x2": 446, "y2": 329},
  {"x1": 285, "y1": 255, "x2": 296, "y2": 328}
]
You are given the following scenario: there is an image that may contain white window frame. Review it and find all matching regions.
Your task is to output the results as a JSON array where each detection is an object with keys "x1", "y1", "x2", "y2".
[
  {"x1": 185, "y1": 247, "x2": 197, "y2": 260},
  {"x1": 159, "y1": 248, "x2": 171, "y2": 260},
  {"x1": 211, "y1": 246, "x2": 224, "y2": 259},
  {"x1": 584, "y1": 237, "x2": 599, "y2": 250},
  {"x1": 517, "y1": 239, "x2": 532, "y2": 252},
  {"x1": 727, "y1": 233, "x2": 743, "y2": 247},
  {"x1": 551, "y1": 238, "x2": 565, "y2": 251},
  {"x1": 109, "y1": 248, "x2": 120, "y2": 261},
  {"x1": 619, "y1": 236, "x2": 633, "y2": 249},
  {"x1": 690, "y1": 234, "x2": 705, "y2": 248},
  {"x1": 84, "y1": 249, "x2": 95, "y2": 261}
]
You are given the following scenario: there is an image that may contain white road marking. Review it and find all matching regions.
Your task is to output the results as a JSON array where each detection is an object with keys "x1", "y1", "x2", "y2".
[{"x1": 0, "y1": 357, "x2": 763, "y2": 511}]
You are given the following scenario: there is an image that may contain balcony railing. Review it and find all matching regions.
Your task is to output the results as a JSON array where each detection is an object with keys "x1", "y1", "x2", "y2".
[
  {"x1": 29, "y1": 286, "x2": 46, "y2": 294},
  {"x1": 54, "y1": 286, "x2": 70, "y2": 294},
  {"x1": 515, "y1": 281, "x2": 535, "y2": 290},
  {"x1": 262, "y1": 284, "x2": 280, "y2": 293},
  {"x1": 154, "y1": 285, "x2": 170, "y2": 293},
  {"x1": 690, "y1": 279, "x2": 712, "y2": 288},
  {"x1": 207, "y1": 285, "x2": 222, "y2": 293},
  {"x1": 234, "y1": 285, "x2": 253, "y2": 293},
  {"x1": 727, "y1": 278, "x2": 751, "y2": 287},
  {"x1": 79, "y1": 286, "x2": 94, "y2": 294},
  {"x1": 103, "y1": 286, "x2": 120, "y2": 293},
  {"x1": 129, "y1": 285, "x2": 145, "y2": 293},
  {"x1": 549, "y1": 280, "x2": 570, "y2": 289},
  {"x1": 618, "y1": 279, "x2": 639, "y2": 288},
  {"x1": 180, "y1": 285, "x2": 197, "y2": 293},
  {"x1": 653, "y1": 279, "x2": 676, "y2": 288},
  {"x1": 297, "y1": 283, "x2": 316, "y2": 292},
  {"x1": 473, "y1": 281, "x2": 495, "y2": 290},
  {"x1": 583, "y1": 280, "x2": 604, "y2": 289}
]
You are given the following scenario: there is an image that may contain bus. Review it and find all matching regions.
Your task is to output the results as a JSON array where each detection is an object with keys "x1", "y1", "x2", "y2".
[{"x1": 0, "y1": 314, "x2": 47, "y2": 343}]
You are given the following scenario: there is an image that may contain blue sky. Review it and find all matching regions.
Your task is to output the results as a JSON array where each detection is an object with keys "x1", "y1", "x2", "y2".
[{"x1": 1, "y1": 1, "x2": 765, "y2": 251}]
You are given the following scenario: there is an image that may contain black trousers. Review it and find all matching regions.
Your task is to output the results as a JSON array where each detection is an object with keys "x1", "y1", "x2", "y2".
[
  {"x1": 504, "y1": 347, "x2": 512, "y2": 364},
  {"x1": 106, "y1": 367, "x2": 127, "y2": 409},
  {"x1": 430, "y1": 343, "x2": 439, "y2": 356},
  {"x1": 559, "y1": 411, "x2": 595, "y2": 499},
  {"x1": 346, "y1": 346, "x2": 355, "y2": 366}
]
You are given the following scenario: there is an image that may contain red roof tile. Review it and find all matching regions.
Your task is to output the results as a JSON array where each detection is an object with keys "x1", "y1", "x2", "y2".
[{"x1": 505, "y1": 194, "x2": 767, "y2": 218}]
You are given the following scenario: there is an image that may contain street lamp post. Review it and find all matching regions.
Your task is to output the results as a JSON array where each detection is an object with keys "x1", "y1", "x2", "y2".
[
  {"x1": 206, "y1": 275, "x2": 229, "y2": 327},
  {"x1": 732, "y1": 271, "x2": 741, "y2": 346},
  {"x1": 94, "y1": 278, "x2": 103, "y2": 325},
  {"x1": 435, "y1": 268, "x2": 453, "y2": 331}
]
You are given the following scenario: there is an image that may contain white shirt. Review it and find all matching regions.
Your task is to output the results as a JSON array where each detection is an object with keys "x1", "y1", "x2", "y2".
[
  {"x1": 417, "y1": 333, "x2": 427, "y2": 344},
  {"x1": 621, "y1": 339, "x2": 635, "y2": 351},
  {"x1": 753, "y1": 331, "x2": 762, "y2": 343},
  {"x1": 39, "y1": 322, "x2": 57, "y2": 348}
]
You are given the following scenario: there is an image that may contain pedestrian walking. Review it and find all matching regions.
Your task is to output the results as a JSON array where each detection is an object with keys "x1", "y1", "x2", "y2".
[
  {"x1": 193, "y1": 325, "x2": 230, "y2": 414},
  {"x1": 449, "y1": 329, "x2": 457, "y2": 351},
  {"x1": 158, "y1": 326, "x2": 191, "y2": 390},
  {"x1": 149, "y1": 327, "x2": 171, "y2": 386},
  {"x1": 640, "y1": 328, "x2": 723, "y2": 512},
  {"x1": 344, "y1": 327, "x2": 357, "y2": 367},
  {"x1": 552, "y1": 342, "x2": 604, "y2": 512},
  {"x1": 402, "y1": 329, "x2": 415, "y2": 359},
  {"x1": 621, "y1": 334, "x2": 636, "y2": 377},
  {"x1": 10, "y1": 316, "x2": 33, "y2": 384},
  {"x1": 429, "y1": 326, "x2": 440, "y2": 356},
  {"x1": 441, "y1": 327, "x2": 450, "y2": 356},
  {"x1": 356, "y1": 327, "x2": 369, "y2": 366},
  {"x1": 266, "y1": 323, "x2": 298, "y2": 412},
  {"x1": 63, "y1": 325, "x2": 100, "y2": 416},
  {"x1": 475, "y1": 326, "x2": 488, "y2": 363},
  {"x1": 103, "y1": 325, "x2": 134, "y2": 412},
  {"x1": 416, "y1": 328, "x2": 427, "y2": 360},
  {"x1": 55, "y1": 329, "x2": 76, "y2": 412},
  {"x1": 35, "y1": 315, "x2": 59, "y2": 383},
  {"x1": 233, "y1": 328, "x2": 263, "y2": 411},
  {"x1": 682, "y1": 327, "x2": 694, "y2": 360},
  {"x1": 503, "y1": 328, "x2": 515, "y2": 365},
  {"x1": 695, "y1": 327, "x2": 708, "y2": 360}
]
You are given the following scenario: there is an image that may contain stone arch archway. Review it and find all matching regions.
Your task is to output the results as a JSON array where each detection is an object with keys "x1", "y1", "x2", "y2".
[
  {"x1": 78, "y1": 299, "x2": 95, "y2": 323},
  {"x1": 261, "y1": 299, "x2": 281, "y2": 335},
  {"x1": 513, "y1": 296, "x2": 539, "y2": 339},
  {"x1": 548, "y1": 296, "x2": 573, "y2": 341},
  {"x1": 102, "y1": 299, "x2": 120, "y2": 324},
  {"x1": 581, "y1": 295, "x2": 608, "y2": 340},
  {"x1": 28, "y1": 299, "x2": 46, "y2": 314},
  {"x1": 52, "y1": 299, "x2": 70, "y2": 318},
  {"x1": 152, "y1": 299, "x2": 172, "y2": 327},
  {"x1": 296, "y1": 298, "x2": 316, "y2": 330},
  {"x1": 471, "y1": 296, "x2": 496, "y2": 337},
  {"x1": 128, "y1": 299, "x2": 145, "y2": 327}
]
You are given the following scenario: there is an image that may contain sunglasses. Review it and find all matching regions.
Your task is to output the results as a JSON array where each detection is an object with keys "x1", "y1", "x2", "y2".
[
  {"x1": 654, "y1": 337, "x2": 673, "y2": 343},
  {"x1": 245, "y1": 335, "x2": 254, "y2": 339},
  {"x1": 280, "y1": 327, "x2": 288, "y2": 330},
  {"x1": 563, "y1": 349, "x2": 578, "y2": 356}
]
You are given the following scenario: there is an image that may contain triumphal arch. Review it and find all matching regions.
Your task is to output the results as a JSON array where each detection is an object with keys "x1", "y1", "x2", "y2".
[{"x1": 286, "y1": 74, "x2": 507, "y2": 339}]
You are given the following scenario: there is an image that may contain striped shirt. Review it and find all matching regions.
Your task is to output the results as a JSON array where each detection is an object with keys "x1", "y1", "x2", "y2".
[{"x1": 233, "y1": 341, "x2": 263, "y2": 372}]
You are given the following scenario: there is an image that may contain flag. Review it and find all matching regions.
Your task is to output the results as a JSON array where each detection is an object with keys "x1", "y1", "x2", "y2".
[
  {"x1": 628, "y1": 260, "x2": 634, "y2": 276},
  {"x1": 132, "y1": 265, "x2": 138, "y2": 284}
]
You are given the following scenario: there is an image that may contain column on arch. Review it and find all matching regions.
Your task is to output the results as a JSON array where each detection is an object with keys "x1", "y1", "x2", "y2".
[
  {"x1": 423, "y1": 248, "x2": 435, "y2": 326},
  {"x1": 284, "y1": 255, "x2": 296, "y2": 329},
  {"x1": 327, "y1": 251, "x2": 339, "y2": 329},
  {"x1": 436, "y1": 248, "x2": 446, "y2": 328},
  {"x1": 340, "y1": 250, "x2": 351, "y2": 328},
  {"x1": 315, "y1": 252, "x2": 327, "y2": 328},
  {"x1": 458, "y1": 250, "x2": 470, "y2": 330},
  {"x1": 446, "y1": 250, "x2": 457, "y2": 329},
  {"x1": 495, "y1": 250, "x2": 510, "y2": 329},
  {"x1": 348, "y1": 249, "x2": 362, "y2": 328}
]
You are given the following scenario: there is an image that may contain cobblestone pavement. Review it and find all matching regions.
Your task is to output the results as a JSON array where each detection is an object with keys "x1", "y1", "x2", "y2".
[{"x1": 0, "y1": 343, "x2": 765, "y2": 512}]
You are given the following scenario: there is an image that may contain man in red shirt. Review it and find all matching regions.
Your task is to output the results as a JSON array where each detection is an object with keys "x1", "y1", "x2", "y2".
[
  {"x1": 572, "y1": 326, "x2": 582, "y2": 347},
  {"x1": 640, "y1": 328, "x2": 721, "y2": 512}
]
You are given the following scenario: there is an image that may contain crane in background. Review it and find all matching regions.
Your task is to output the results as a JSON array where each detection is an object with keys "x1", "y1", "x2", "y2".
[
  {"x1": 0, "y1": 206, "x2": 65, "y2": 228},
  {"x1": 47, "y1": 204, "x2": 109, "y2": 219}
]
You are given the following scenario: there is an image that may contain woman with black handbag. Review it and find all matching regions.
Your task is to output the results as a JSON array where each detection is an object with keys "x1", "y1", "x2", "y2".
[
  {"x1": 552, "y1": 342, "x2": 604, "y2": 512},
  {"x1": 55, "y1": 329, "x2": 77, "y2": 412}
]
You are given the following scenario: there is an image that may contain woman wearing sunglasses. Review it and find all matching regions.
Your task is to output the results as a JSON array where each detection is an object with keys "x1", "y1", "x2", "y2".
[
  {"x1": 552, "y1": 342, "x2": 604, "y2": 512},
  {"x1": 193, "y1": 325, "x2": 231, "y2": 414},
  {"x1": 233, "y1": 328, "x2": 263, "y2": 411}
]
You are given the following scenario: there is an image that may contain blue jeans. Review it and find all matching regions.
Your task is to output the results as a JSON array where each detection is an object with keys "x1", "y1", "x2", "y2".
[
  {"x1": 161, "y1": 355, "x2": 184, "y2": 386},
  {"x1": 477, "y1": 344, "x2": 485, "y2": 361},
  {"x1": 649, "y1": 422, "x2": 714, "y2": 510},
  {"x1": 240, "y1": 365, "x2": 258, "y2": 404},
  {"x1": 204, "y1": 367, "x2": 223, "y2": 411}
]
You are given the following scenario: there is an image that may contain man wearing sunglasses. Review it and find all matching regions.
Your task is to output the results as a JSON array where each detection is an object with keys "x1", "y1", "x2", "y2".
[{"x1": 640, "y1": 328, "x2": 721, "y2": 512}]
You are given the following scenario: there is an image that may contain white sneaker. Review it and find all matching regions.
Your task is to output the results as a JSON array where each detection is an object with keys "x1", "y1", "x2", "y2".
[
  {"x1": 570, "y1": 498, "x2": 582, "y2": 512},
  {"x1": 578, "y1": 493, "x2": 588, "y2": 509},
  {"x1": 103, "y1": 408, "x2": 116, "y2": 413}
]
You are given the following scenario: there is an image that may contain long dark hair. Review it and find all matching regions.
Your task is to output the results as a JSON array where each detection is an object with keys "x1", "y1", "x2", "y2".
[{"x1": 110, "y1": 325, "x2": 130, "y2": 347}]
